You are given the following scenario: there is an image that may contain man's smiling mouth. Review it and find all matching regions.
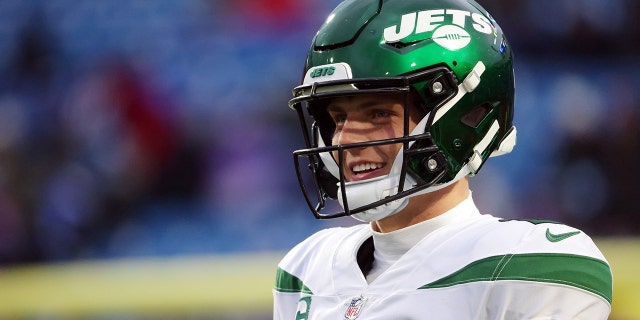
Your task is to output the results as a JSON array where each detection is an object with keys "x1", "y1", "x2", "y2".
[
  {"x1": 350, "y1": 162, "x2": 386, "y2": 181},
  {"x1": 352, "y1": 162, "x2": 383, "y2": 173}
]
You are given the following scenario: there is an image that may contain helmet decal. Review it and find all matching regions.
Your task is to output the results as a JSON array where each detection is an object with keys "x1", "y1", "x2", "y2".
[
  {"x1": 432, "y1": 25, "x2": 471, "y2": 51},
  {"x1": 303, "y1": 62, "x2": 353, "y2": 85},
  {"x1": 383, "y1": 9, "x2": 493, "y2": 44}
]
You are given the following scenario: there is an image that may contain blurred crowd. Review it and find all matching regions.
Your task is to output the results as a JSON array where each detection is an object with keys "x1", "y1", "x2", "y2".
[{"x1": 0, "y1": 0, "x2": 638, "y2": 264}]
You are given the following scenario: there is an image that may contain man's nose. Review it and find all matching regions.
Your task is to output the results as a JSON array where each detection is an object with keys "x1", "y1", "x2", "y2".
[{"x1": 334, "y1": 118, "x2": 372, "y2": 145}]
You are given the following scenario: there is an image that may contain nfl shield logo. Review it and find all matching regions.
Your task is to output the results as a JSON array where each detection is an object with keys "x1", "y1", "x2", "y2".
[{"x1": 344, "y1": 296, "x2": 367, "y2": 320}]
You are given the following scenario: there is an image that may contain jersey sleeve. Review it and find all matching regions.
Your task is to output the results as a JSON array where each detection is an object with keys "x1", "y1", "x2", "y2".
[
  {"x1": 419, "y1": 217, "x2": 613, "y2": 319},
  {"x1": 485, "y1": 220, "x2": 613, "y2": 319}
]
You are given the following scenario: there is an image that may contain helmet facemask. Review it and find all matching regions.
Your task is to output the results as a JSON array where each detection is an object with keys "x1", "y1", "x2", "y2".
[{"x1": 291, "y1": 65, "x2": 458, "y2": 220}]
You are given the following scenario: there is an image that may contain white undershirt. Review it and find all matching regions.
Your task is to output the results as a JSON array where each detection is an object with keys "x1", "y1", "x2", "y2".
[{"x1": 366, "y1": 193, "x2": 481, "y2": 283}]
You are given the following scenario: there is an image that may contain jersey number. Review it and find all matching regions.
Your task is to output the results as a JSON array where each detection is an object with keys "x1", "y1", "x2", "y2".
[{"x1": 296, "y1": 296, "x2": 312, "y2": 320}]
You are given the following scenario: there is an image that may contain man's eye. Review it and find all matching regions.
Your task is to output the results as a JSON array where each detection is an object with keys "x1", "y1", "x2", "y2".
[
  {"x1": 331, "y1": 114, "x2": 346, "y2": 125},
  {"x1": 373, "y1": 110, "x2": 390, "y2": 118}
]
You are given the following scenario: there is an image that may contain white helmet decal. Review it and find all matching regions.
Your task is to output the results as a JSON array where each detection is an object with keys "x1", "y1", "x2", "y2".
[
  {"x1": 383, "y1": 9, "x2": 493, "y2": 44},
  {"x1": 432, "y1": 25, "x2": 471, "y2": 51}
]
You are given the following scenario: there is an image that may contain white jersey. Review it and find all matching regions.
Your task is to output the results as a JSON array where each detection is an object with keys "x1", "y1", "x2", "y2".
[{"x1": 273, "y1": 210, "x2": 612, "y2": 319}]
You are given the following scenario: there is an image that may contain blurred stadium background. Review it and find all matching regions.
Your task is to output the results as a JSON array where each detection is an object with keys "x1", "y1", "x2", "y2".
[{"x1": 0, "y1": 0, "x2": 638, "y2": 319}]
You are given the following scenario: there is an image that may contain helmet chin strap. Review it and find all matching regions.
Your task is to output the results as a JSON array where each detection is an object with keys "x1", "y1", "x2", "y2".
[{"x1": 318, "y1": 61, "x2": 507, "y2": 223}]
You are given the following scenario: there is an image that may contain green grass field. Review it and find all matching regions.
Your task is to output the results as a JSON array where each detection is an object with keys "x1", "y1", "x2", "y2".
[{"x1": 0, "y1": 238, "x2": 637, "y2": 319}]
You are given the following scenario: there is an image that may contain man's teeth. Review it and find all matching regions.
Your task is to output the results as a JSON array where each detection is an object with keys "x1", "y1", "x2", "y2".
[{"x1": 352, "y1": 163, "x2": 382, "y2": 173}]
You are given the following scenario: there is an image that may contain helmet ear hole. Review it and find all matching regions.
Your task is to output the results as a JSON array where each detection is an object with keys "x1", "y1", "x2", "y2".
[{"x1": 461, "y1": 103, "x2": 492, "y2": 128}]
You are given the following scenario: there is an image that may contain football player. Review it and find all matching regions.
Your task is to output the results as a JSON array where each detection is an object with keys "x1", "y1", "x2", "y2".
[{"x1": 274, "y1": 0, "x2": 612, "y2": 319}]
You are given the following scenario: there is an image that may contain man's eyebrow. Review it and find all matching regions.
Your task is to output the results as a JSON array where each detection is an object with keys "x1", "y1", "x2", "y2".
[
  {"x1": 326, "y1": 104, "x2": 344, "y2": 113},
  {"x1": 327, "y1": 101, "x2": 390, "y2": 113}
]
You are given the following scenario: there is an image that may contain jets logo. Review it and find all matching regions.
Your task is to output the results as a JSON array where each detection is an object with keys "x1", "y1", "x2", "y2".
[
  {"x1": 432, "y1": 25, "x2": 471, "y2": 50},
  {"x1": 302, "y1": 62, "x2": 353, "y2": 86},
  {"x1": 383, "y1": 9, "x2": 494, "y2": 51},
  {"x1": 309, "y1": 66, "x2": 335, "y2": 78}
]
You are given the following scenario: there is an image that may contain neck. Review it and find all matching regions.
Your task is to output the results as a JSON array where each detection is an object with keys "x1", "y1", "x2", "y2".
[{"x1": 373, "y1": 178, "x2": 470, "y2": 233}]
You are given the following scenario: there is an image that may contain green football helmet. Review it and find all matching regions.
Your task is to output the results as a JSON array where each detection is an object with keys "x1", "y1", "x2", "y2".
[{"x1": 290, "y1": 0, "x2": 516, "y2": 221}]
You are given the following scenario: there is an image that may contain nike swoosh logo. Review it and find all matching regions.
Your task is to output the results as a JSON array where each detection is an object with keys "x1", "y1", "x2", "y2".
[{"x1": 546, "y1": 228, "x2": 581, "y2": 242}]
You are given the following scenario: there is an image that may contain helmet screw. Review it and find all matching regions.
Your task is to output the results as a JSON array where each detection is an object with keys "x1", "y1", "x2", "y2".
[
  {"x1": 432, "y1": 81, "x2": 444, "y2": 94},
  {"x1": 426, "y1": 158, "x2": 438, "y2": 171},
  {"x1": 453, "y1": 139, "x2": 463, "y2": 150}
]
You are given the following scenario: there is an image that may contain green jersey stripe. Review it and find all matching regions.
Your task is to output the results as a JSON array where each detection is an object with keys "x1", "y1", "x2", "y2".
[
  {"x1": 419, "y1": 253, "x2": 612, "y2": 303},
  {"x1": 275, "y1": 267, "x2": 313, "y2": 294}
]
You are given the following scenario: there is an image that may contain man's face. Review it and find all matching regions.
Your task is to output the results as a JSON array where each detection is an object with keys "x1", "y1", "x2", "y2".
[{"x1": 326, "y1": 93, "x2": 422, "y2": 182}]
